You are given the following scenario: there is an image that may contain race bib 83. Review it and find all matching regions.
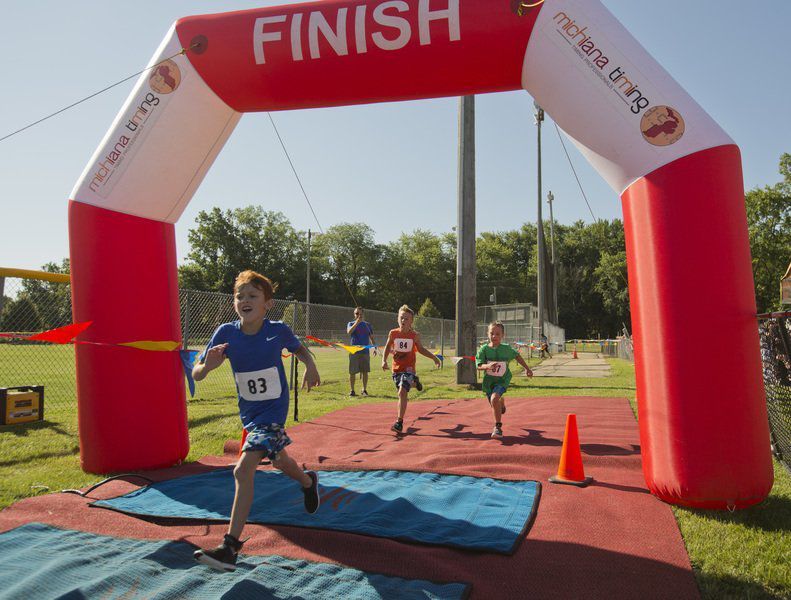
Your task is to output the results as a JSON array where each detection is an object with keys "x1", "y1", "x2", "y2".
[{"x1": 235, "y1": 366, "x2": 282, "y2": 401}]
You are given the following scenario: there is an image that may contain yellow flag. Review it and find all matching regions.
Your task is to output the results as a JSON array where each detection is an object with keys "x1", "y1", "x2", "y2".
[
  {"x1": 119, "y1": 340, "x2": 181, "y2": 352},
  {"x1": 337, "y1": 344, "x2": 367, "y2": 354}
]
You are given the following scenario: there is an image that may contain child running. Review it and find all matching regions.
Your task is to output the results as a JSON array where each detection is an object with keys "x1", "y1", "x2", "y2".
[
  {"x1": 192, "y1": 270, "x2": 321, "y2": 572},
  {"x1": 381, "y1": 304, "x2": 441, "y2": 433},
  {"x1": 476, "y1": 321, "x2": 533, "y2": 438}
]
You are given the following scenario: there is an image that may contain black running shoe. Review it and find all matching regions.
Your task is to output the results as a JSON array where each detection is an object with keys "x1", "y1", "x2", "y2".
[
  {"x1": 391, "y1": 419, "x2": 404, "y2": 433},
  {"x1": 194, "y1": 533, "x2": 243, "y2": 572},
  {"x1": 491, "y1": 425, "x2": 503, "y2": 439},
  {"x1": 349, "y1": 390, "x2": 357, "y2": 397},
  {"x1": 414, "y1": 376, "x2": 423, "y2": 392},
  {"x1": 360, "y1": 390, "x2": 369, "y2": 397},
  {"x1": 302, "y1": 471, "x2": 320, "y2": 514}
]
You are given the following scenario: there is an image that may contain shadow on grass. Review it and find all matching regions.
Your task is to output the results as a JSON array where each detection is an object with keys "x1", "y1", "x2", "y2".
[
  {"x1": 682, "y1": 494, "x2": 791, "y2": 534},
  {"x1": 0, "y1": 447, "x2": 79, "y2": 468},
  {"x1": 695, "y1": 569, "x2": 784, "y2": 600},
  {"x1": 188, "y1": 413, "x2": 238, "y2": 429},
  {"x1": 0, "y1": 419, "x2": 71, "y2": 437}
]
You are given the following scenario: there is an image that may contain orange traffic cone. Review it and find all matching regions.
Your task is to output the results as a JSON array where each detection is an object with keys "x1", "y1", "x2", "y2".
[
  {"x1": 573, "y1": 343, "x2": 578, "y2": 359},
  {"x1": 549, "y1": 414, "x2": 592, "y2": 487}
]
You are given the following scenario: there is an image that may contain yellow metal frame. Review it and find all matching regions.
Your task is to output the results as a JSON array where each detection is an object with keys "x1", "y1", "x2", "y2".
[{"x1": 0, "y1": 267, "x2": 70, "y2": 284}]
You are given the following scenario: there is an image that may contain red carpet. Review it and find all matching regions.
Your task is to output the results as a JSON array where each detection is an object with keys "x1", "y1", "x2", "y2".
[{"x1": 0, "y1": 396, "x2": 699, "y2": 599}]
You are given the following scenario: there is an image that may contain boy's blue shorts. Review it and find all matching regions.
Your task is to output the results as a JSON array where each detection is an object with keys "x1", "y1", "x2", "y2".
[
  {"x1": 242, "y1": 423, "x2": 292, "y2": 459},
  {"x1": 486, "y1": 384, "x2": 508, "y2": 400},
  {"x1": 392, "y1": 372, "x2": 416, "y2": 391}
]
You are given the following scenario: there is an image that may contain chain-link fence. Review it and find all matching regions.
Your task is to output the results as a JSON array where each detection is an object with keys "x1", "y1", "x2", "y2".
[
  {"x1": 563, "y1": 338, "x2": 632, "y2": 361},
  {"x1": 181, "y1": 289, "x2": 457, "y2": 400},
  {"x1": 476, "y1": 303, "x2": 566, "y2": 355},
  {"x1": 759, "y1": 312, "x2": 791, "y2": 473},
  {"x1": 0, "y1": 274, "x2": 455, "y2": 417}
]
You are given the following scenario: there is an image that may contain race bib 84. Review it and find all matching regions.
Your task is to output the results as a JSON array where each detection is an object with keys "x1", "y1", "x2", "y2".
[{"x1": 393, "y1": 338, "x2": 414, "y2": 352}]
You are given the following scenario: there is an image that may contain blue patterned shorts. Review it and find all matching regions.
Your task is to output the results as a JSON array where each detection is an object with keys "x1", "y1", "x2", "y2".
[
  {"x1": 392, "y1": 371, "x2": 416, "y2": 391},
  {"x1": 242, "y1": 423, "x2": 292, "y2": 459},
  {"x1": 486, "y1": 384, "x2": 508, "y2": 400}
]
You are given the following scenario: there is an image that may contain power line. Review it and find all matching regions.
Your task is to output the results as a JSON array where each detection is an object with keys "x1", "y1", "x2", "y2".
[
  {"x1": 266, "y1": 114, "x2": 359, "y2": 307},
  {"x1": 553, "y1": 121, "x2": 597, "y2": 222},
  {"x1": 0, "y1": 48, "x2": 191, "y2": 144}
]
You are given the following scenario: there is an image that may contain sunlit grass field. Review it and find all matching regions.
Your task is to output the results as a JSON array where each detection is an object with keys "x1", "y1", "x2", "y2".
[{"x1": 1, "y1": 345, "x2": 789, "y2": 598}]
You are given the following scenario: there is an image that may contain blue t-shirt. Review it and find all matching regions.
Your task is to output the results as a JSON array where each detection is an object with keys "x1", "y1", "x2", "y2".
[
  {"x1": 347, "y1": 320, "x2": 374, "y2": 355},
  {"x1": 201, "y1": 319, "x2": 301, "y2": 429}
]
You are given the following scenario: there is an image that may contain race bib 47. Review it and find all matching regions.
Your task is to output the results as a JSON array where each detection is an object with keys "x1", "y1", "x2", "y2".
[{"x1": 486, "y1": 361, "x2": 507, "y2": 376}]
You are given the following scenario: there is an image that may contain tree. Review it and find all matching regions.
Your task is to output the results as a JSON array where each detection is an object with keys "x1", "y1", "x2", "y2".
[
  {"x1": 281, "y1": 301, "x2": 306, "y2": 335},
  {"x1": 417, "y1": 297, "x2": 441, "y2": 318},
  {"x1": 18, "y1": 259, "x2": 72, "y2": 330},
  {"x1": 379, "y1": 230, "x2": 455, "y2": 315},
  {"x1": 594, "y1": 250, "x2": 630, "y2": 333},
  {"x1": 310, "y1": 223, "x2": 380, "y2": 307},
  {"x1": 179, "y1": 207, "x2": 304, "y2": 296},
  {"x1": 1, "y1": 297, "x2": 42, "y2": 332},
  {"x1": 745, "y1": 153, "x2": 791, "y2": 312}
]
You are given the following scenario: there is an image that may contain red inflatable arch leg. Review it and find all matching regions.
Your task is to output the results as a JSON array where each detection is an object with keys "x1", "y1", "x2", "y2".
[
  {"x1": 622, "y1": 145, "x2": 773, "y2": 509},
  {"x1": 69, "y1": 201, "x2": 188, "y2": 473}
]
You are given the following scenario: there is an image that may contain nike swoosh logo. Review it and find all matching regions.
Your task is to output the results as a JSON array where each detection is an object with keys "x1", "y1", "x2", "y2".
[{"x1": 266, "y1": 336, "x2": 278, "y2": 341}]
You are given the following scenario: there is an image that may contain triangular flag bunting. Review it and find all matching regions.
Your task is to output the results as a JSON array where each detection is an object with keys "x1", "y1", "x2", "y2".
[
  {"x1": 306, "y1": 335, "x2": 337, "y2": 348},
  {"x1": 27, "y1": 321, "x2": 93, "y2": 344},
  {"x1": 179, "y1": 350, "x2": 199, "y2": 397},
  {"x1": 337, "y1": 344, "x2": 368, "y2": 354}
]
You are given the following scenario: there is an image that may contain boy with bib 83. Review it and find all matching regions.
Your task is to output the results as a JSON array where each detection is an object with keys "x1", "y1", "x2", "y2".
[
  {"x1": 192, "y1": 270, "x2": 321, "y2": 572},
  {"x1": 476, "y1": 321, "x2": 532, "y2": 438}
]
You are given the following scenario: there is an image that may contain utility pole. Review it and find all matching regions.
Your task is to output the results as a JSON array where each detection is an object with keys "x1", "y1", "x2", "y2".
[
  {"x1": 534, "y1": 101, "x2": 546, "y2": 341},
  {"x1": 456, "y1": 95, "x2": 477, "y2": 385},
  {"x1": 547, "y1": 190, "x2": 558, "y2": 322},
  {"x1": 306, "y1": 229, "x2": 312, "y2": 337}
]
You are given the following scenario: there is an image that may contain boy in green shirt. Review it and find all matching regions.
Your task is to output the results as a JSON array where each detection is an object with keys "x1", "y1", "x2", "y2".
[{"x1": 476, "y1": 321, "x2": 533, "y2": 438}]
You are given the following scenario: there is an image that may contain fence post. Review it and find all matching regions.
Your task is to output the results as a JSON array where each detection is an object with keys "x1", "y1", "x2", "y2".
[
  {"x1": 293, "y1": 356, "x2": 300, "y2": 422},
  {"x1": 183, "y1": 290, "x2": 191, "y2": 350},
  {"x1": 440, "y1": 318, "x2": 445, "y2": 366},
  {"x1": 0, "y1": 277, "x2": 5, "y2": 319}
]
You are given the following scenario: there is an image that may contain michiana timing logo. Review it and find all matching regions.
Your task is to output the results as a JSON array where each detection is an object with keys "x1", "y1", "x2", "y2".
[
  {"x1": 640, "y1": 105, "x2": 685, "y2": 146},
  {"x1": 149, "y1": 59, "x2": 181, "y2": 94}
]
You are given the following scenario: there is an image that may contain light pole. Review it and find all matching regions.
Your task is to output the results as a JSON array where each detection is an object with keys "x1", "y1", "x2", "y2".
[
  {"x1": 534, "y1": 101, "x2": 546, "y2": 342},
  {"x1": 456, "y1": 95, "x2": 477, "y2": 385},
  {"x1": 547, "y1": 190, "x2": 558, "y2": 321},
  {"x1": 306, "y1": 229, "x2": 312, "y2": 336}
]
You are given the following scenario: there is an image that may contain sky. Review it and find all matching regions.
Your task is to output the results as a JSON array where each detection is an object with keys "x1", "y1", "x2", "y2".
[{"x1": 0, "y1": 0, "x2": 789, "y2": 271}]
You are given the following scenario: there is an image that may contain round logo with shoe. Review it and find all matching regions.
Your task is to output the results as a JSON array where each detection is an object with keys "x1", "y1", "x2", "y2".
[
  {"x1": 149, "y1": 59, "x2": 181, "y2": 94},
  {"x1": 640, "y1": 105, "x2": 685, "y2": 146}
]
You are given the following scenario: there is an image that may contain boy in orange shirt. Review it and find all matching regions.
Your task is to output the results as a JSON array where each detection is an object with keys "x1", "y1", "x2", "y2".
[{"x1": 381, "y1": 304, "x2": 441, "y2": 433}]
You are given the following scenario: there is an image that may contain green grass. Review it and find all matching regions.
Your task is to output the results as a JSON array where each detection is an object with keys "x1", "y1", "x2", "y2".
[{"x1": 1, "y1": 347, "x2": 789, "y2": 598}]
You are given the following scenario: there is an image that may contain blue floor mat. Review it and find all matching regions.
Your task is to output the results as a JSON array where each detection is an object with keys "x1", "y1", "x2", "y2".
[
  {"x1": 93, "y1": 469, "x2": 540, "y2": 554},
  {"x1": 0, "y1": 523, "x2": 469, "y2": 600}
]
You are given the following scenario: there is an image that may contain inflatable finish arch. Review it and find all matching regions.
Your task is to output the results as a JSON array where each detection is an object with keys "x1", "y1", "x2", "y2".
[{"x1": 69, "y1": 0, "x2": 772, "y2": 509}]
